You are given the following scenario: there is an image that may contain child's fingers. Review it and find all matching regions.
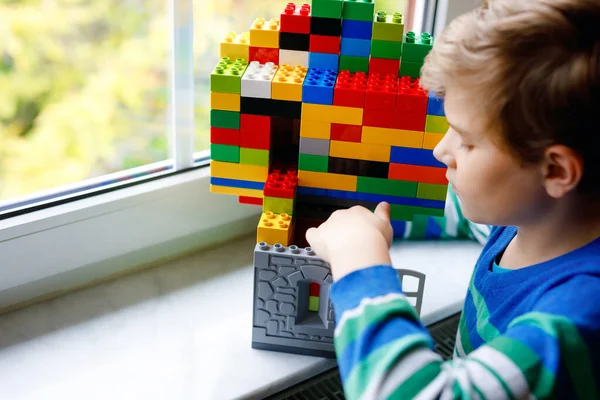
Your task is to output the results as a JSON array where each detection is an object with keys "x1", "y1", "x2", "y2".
[{"x1": 374, "y1": 201, "x2": 391, "y2": 223}]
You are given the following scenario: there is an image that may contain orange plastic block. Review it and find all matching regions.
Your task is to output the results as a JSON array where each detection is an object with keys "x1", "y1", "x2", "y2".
[
  {"x1": 361, "y1": 126, "x2": 424, "y2": 148},
  {"x1": 300, "y1": 120, "x2": 331, "y2": 139},
  {"x1": 298, "y1": 170, "x2": 357, "y2": 191},
  {"x1": 422, "y1": 132, "x2": 444, "y2": 150},
  {"x1": 272, "y1": 65, "x2": 309, "y2": 101},
  {"x1": 388, "y1": 163, "x2": 448, "y2": 185},
  {"x1": 220, "y1": 32, "x2": 250, "y2": 60},
  {"x1": 250, "y1": 18, "x2": 281, "y2": 48},
  {"x1": 329, "y1": 140, "x2": 391, "y2": 162},
  {"x1": 257, "y1": 212, "x2": 293, "y2": 245}
]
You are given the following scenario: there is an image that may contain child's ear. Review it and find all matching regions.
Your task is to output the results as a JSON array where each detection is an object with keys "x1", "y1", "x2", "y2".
[{"x1": 542, "y1": 145, "x2": 584, "y2": 199}]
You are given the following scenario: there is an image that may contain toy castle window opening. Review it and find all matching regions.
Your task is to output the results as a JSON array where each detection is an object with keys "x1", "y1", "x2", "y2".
[{"x1": 296, "y1": 280, "x2": 329, "y2": 327}]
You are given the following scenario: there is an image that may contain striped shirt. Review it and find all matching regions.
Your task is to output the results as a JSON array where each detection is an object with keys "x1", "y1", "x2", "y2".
[{"x1": 329, "y1": 188, "x2": 600, "y2": 399}]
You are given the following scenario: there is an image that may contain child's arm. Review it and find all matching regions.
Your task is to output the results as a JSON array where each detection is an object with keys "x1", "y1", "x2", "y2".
[{"x1": 330, "y1": 267, "x2": 600, "y2": 399}]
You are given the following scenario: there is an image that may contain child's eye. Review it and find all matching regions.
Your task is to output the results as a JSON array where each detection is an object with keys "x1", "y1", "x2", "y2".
[{"x1": 460, "y1": 142, "x2": 474, "y2": 150}]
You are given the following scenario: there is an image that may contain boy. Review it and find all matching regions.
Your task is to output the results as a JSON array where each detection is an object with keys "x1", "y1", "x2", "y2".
[{"x1": 306, "y1": 0, "x2": 600, "y2": 398}]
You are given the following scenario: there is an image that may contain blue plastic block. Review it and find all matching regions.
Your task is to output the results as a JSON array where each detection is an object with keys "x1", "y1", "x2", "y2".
[
  {"x1": 302, "y1": 68, "x2": 338, "y2": 105},
  {"x1": 297, "y1": 186, "x2": 329, "y2": 196},
  {"x1": 340, "y1": 37, "x2": 371, "y2": 58},
  {"x1": 390, "y1": 219, "x2": 407, "y2": 237},
  {"x1": 427, "y1": 93, "x2": 445, "y2": 116},
  {"x1": 327, "y1": 189, "x2": 445, "y2": 208},
  {"x1": 308, "y1": 52, "x2": 340, "y2": 71},
  {"x1": 390, "y1": 147, "x2": 446, "y2": 168},
  {"x1": 210, "y1": 177, "x2": 265, "y2": 190},
  {"x1": 341, "y1": 19, "x2": 373, "y2": 40}
]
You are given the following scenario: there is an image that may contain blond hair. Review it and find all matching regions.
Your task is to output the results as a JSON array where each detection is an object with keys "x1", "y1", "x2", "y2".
[{"x1": 420, "y1": 0, "x2": 600, "y2": 196}]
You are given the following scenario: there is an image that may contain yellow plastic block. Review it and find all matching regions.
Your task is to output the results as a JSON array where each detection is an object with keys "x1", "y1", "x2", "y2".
[
  {"x1": 271, "y1": 65, "x2": 308, "y2": 101},
  {"x1": 210, "y1": 92, "x2": 240, "y2": 112},
  {"x1": 210, "y1": 160, "x2": 268, "y2": 182},
  {"x1": 361, "y1": 126, "x2": 424, "y2": 148},
  {"x1": 257, "y1": 212, "x2": 292, "y2": 245},
  {"x1": 423, "y1": 132, "x2": 445, "y2": 150},
  {"x1": 425, "y1": 115, "x2": 449, "y2": 134},
  {"x1": 210, "y1": 185, "x2": 264, "y2": 198},
  {"x1": 301, "y1": 103, "x2": 363, "y2": 125},
  {"x1": 298, "y1": 170, "x2": 357, "y2": 192},
  {"x1": 220, "y1": 32, "x2": 250, "y2": 60},
  {"x1": 249, "y1": 18, "x2": 280, "y2": 49},
  {"x1": 308, "y1": 296, "x2": 319, "y2": 312},
  {"x1": 329, "y1": 140, "x2": 391, "y2": 163},
  {"x1": 300, "y1": 120, "x2": 331, "y2": 139}
]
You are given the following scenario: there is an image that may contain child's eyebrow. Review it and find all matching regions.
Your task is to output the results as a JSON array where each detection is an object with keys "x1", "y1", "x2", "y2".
[{"x1": 447, "y1": 121, "x2": 472, "y2": 136}]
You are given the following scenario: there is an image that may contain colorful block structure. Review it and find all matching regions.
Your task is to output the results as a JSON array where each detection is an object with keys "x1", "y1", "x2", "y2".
[{"x1": 210, "y1": 0, "x2": 439, "y2": 357}]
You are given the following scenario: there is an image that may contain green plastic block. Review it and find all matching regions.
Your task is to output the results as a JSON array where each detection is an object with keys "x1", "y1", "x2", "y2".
[
  {"x1": 308, "y1": 296, "x2": 320, "y2": 312},
  {"x1": 312, "y1": 0, "x2": 343, "y2": 19},
  {"x1": 390, "y1": 204, "x2": 445, "y2": 220},
  {"x1": 240, "y1": 148, "x2": 269, "y2": 166},
  {"x1": 372, "y1": 11, "x2": 404, "y2": 42},
  {"x1": 263, "y1": 196, "x2": 294, "y2": 215},
  {"x1": 298, "y1": 154, "x2": 329, "y2": 172},
  {"x1": 417, "y1": 183, "x2": 448, "y2": 201},
  {"x1": 211, "y1": 144, "x2": 240, "y2": 163},
  {"x1": 371, "y1": 39, "x2": 402, "y2": 60},
  {"x1": 399, "y1": 60, "x2": 422, "y2": 78},
  {"x1": 339, "y1": 55, "x2": 369, "y2": 73},
  {"x1": 342, "y1": 0, "x2": 375, "y2": 21},
  {"x1": 425, "y1": 115, "x2": 449, "y2": 134},
  {"x1": 357, "y1": 176, "x2": 417, "y2": 197},
  {"x1": 210, "y1": 110, "x2": 240, "y2": 129},
  {"x1": 210, "y1": 57, "x2": 248, "y2": 94},
  {"x1": 402, "y1": 32, "x2": 433, "y2": 63}
]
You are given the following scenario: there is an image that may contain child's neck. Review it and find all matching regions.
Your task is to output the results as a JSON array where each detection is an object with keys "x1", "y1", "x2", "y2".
[{"x1": 501, "y1": 196, "x2": 600, "y2": 270}]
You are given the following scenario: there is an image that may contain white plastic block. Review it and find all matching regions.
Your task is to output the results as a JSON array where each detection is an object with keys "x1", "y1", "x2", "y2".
[
  {"x1": 241, "y1": 61, "x2": 278, "y2": 99},
  {"x1": 279, "y1": 50, "x2": 309, "y2": 67}
]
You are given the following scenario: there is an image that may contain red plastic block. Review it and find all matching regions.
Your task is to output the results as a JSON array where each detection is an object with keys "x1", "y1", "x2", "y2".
[
  {"x1": 369, "y1": 58, "x2": 400, "y2": 76},
  {"x1": 240, "y1": 114, "x2": 271, "y2": 150},
  {"x1": 309, "y1": 35, "x2": 341, "y2": 54},
  {"x1": 333, "y1": 70, "x2": 367, "y2": 108},
  {"x1": 365, "y1": 73, "x2": 398, "y2": 111},
  {"x1": 396, "y1": 110, "x2": 427, "y2": 131},
  {"x1": 397, "y1": 76, "x2": 428, "y2": 114},
  {"x1": 363, "y1": 108, "x2": 400, "y2": 129},
  {"x1": 249, "y1": 46, "x2": 279, "y2": 64},
  {"x1": 264, "y1": 168, "x2": 298, "y2": 199},
  {"x1": 309, "y1": 282, "x2": 320, "y2": 296},
  {"x1": 280, "y1": 3, "x2": 311, "y2": 34},
  {"x1": 239, "y1": 196, "x2": 263, "y2": 206},
  {"x1": 388, "y1": 163, "x2": 448, "y2": 185},
  {"x1": 330, "y1": 123, "x2": 362, "y2": 142},
  {"x1": 210, "y1": 127, "x2": 240, "y2": 146}
]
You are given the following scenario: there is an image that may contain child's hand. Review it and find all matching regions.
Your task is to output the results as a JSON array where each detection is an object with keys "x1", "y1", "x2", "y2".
[{"x1": 305, "y1": 202, "x2": 394, "y2": 281}]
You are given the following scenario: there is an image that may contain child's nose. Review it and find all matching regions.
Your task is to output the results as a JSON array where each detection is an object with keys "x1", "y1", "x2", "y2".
[{"x1": 433, "y1": 133, "x2": 456, "y2": 169}]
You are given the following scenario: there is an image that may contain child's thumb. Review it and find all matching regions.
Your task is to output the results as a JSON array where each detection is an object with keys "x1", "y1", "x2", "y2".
[{"x1": 374, "y1": 201, "x2": 391, "y2": 222}]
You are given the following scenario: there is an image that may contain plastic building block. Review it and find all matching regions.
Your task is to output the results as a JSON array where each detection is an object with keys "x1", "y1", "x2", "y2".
[
  {"x1": 388, "y1": 163, "x2": 448, "y2": 185},
  {"x1": 257, "y1": 212, "x2": 293, "y2": 245},
  {"x1": 390, "y1": 147, "x2": 445, "y2": 167},
  {"x1": 372, "y1": 11, "x2": 404, "y2": 41},
  {"x1": 340, "y1": 37, "x2": 371, "y2": 57},
  {"x1": 328, "y1": 157, "x2": 388, "y2": 178},
  {"x1": 299, "y1": 137, "x2": 330, "y2": 156},
  {"x1": 309, "y1": 34, "x2": 341, "y2": 54},
  {"x1": 417, "y1": 183, "x2": 448, "y2": 201},
  {"x1": 363, "y1": 108, "x2": 426, "y2": 131},
  {"x1": 310, "y1": 16, "x2": 342, "y2": 36},
  {"x1": 241, "y1": 97, "x2": 302, "y2": 119},
  {"x1": 240, "y1": 114, "x2": 271, "y2": 150},
  {"x1": 279, "y1": 32, "x2": 310, "y2": 51},
  {"x1": 369, "y1": 57, "x2": 400, "y2": 75},
  {"x1": 210, "y1": 109, "x2": 240, "y2": 129},
  {"x1": 210, "y1": 144, "x2": 240, "y2": 163},
  {"x1": 308, "y1": 295, "x2": 319, "y2": 311},
  {"x1": 299, "y1": 120, "x2": 331, "y2": 139},
  {"x1": 210, "y1": 58, "x2": 248, "y2": 94},
  {"x1": 210, "y1": 127, "x2": 240, "y2": 146},
  {"x1": 298, "y1": 170, "x2": 357, "y2": 191},
  {"x1": 220, "y1": 32, "x2": 250, "y2": 60},
  {"x1": 333, "y1": 70, "x2": 367, "y2": 108},
  {"x1": 301, "y1": 103, "x2": 363, "y2": 125},
  {"x1": 338, "y1": 54, "x2": 369, "y2": 73},
  {"x1": 330, "y1": 123, "x2": 362, "y2": 142},
  {"x1": 329, "y1": 140, "x2": 391, "y2": 162},
  {"x1": 210, "y1": 177, "x2": 264, "y2": 191},
  {"x1": 356, "y1": 176, "x2": 417, "y2": 197},
  {"x1": 250, "y1": 17, "x2": 281, "y2": 48},
  {"x1": 263, "y1": 196, "x2": 295, "y2": 215},
  {"x1": 240, "y1": 147, "x2": 270, "y2": 166},
  {"x1": 308, "y1": 52, "x2": 339, "y2": 71},
  {"x1": 325, "y1": 188, "x2": 444, "y2": 209},
  {"x1": 280, "y1": 3, "x2": 311, "y2": 34},
  {"x1": 365, "y1": 73, "x2": 398, "y2": 111},
  {"x1": 239, "y1": 196, "x2": 263, "y2": 206},
  {"x1": 397, "y1": 76, "x2": 428, "y2": 113},
  {"x1": 391, "y1": 204, "x2": 444, "y2": 220},
  {"x1": 362, "y1": 126, "x2": 423, "y2": 148},
  {"x1": 210, "y1": 92, "x2": 241, "y2": 112},
  {"x1": 427, "y1": 93, "x2": 445, "y2": 116},
  {"x1": 249, "y1": 46, "x2": 279, "y2": 64},
  {"x1": 278, "y1": 50, "x2": 309, "y2": 67},
  {"x1": 341, "y1": 19, "x2": 373, "y2": 39},
  {"x1": 342, "y1": 0, "x2": 375, "y2": 22},
  {"x1": 425, "y1": 115, "x2": 449, "y2": 134},
  {"x1": 210, "y1": 160, "x2": 268, "y2": 182},
  {"x1": 302, "y1": 68, "x2": 338, "y2": 104},
  {"x1": 210, "y1": 185, "x2": 263, "y2": 198},
  {"x1": 241, "y1": 62, "x2": 278, "y2": 99},
  {"x1": 272, "y1": 64, "x2": 308, "y2": 101},
  {"x1": 371, "y1": 39, "x2": 402, "y2": 60},
  {"x1": 311, "y1": 0, "x2": 343, "y2": 19},
  {"x1": 399, "y1": 59, "x2": 422, "y2": 78},
  {"x1": 264, "y1": 168, "x2": 298, "y2": 199},
  {"x1": 402, "y1": 32, "x2": 433, "y2": 63},
  {"x1": 422, "y1": 132, "x2": 444, "y2": 150},
  {"x1": 298, "y1": 153, "x2": 329, "y2": 172}
]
